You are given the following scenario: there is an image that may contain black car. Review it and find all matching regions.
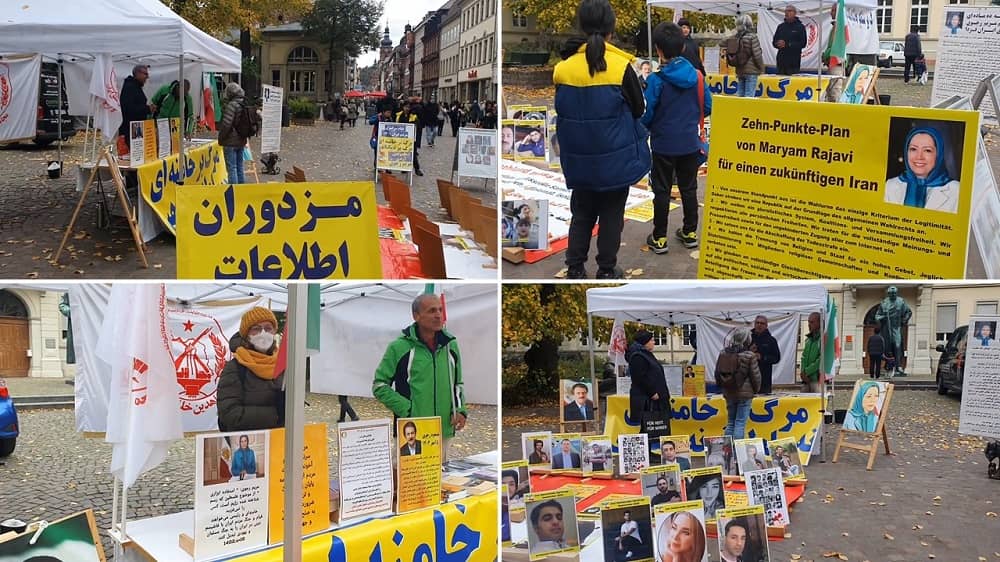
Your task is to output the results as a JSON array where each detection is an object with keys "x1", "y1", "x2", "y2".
[
  {"x1": 31, "y1": 62, "x2": 75, "y2": 147},
  {"x1": 935, "y1": 325, "x2": 967, "y2": 395}
]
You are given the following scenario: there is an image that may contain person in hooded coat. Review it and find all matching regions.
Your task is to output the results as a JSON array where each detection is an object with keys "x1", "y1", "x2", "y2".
[{"x1": 627, "y1": 329, "x2": 671, "y2": 446}]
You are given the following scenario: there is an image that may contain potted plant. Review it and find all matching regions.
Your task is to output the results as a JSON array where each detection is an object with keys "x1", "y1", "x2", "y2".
[{"x1": 289, "y1": 98, "x2": 317, "y2": 126}]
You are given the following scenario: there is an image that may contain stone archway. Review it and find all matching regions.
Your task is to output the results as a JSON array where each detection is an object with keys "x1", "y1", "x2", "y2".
[
  {"x1": 0, "y1": 290, "x2": 31, "y2": 376},
  {"x1": 861, "y1": 304, "x2": 908, "y2": 374}
]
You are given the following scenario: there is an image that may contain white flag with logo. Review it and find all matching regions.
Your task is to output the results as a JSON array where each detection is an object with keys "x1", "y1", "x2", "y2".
[
  {"x1": 608, "y1": 317, "x2": 627, "y2": 368},
  {"x1": 101, "y1": 284, "x2": 182, "y2": 489},
  {"x1": 0, "y1": 54, "x2": 42, "y2": 143},
  {"x1": 89, "y1": 53, "x2": 121, "y2": 141}
]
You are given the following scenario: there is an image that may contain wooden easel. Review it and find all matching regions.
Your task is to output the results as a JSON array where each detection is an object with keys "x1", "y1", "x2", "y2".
[
  {"x1": 832, "y1": 383, "x2": 894, "y2": 470},
  {"x1": 55, "y1": 147, "x2": 148, "y2": 268}
]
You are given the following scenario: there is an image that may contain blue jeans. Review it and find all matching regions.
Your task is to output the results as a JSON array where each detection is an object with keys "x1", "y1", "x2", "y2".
[
  {"x1": 425, "y1": 125, "x2": 437, "y2": 146},
  {"x1": 725, "y1": 399, "x2": 752, "y2": 439},
  {"x1": 223, "y1": 146, "x2": 245, "y2": 184},
  {"x1": 736, "y1": 75, "x2": 759, "y2": 98}
]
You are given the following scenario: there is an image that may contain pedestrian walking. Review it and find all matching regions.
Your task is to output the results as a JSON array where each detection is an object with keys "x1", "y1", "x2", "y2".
[{"x1": 422, "y1": 100, "x2": 439, "y2": 147}]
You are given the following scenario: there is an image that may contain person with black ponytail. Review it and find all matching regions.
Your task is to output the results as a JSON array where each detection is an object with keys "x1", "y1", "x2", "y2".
[{"x1": 553, "y1": 0, "x2": 650, "y2": 280}]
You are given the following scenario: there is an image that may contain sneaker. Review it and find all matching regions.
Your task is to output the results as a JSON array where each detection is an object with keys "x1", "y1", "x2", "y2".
[
  {"x1": 596, "y1": 266, "x2": 624, "y2": 279},
  {"x1": 675, "y1": 228, "x2": 699, "y2": 248},
  {"x1": 646, "y1": 234, "x2": 669, "y2": 254},
  {"x1": 414, "y1": 170, "x2": 424, "y2": 176},
  {"x1": 566, "y1": 266, "x2": 588, "y2": 279}
]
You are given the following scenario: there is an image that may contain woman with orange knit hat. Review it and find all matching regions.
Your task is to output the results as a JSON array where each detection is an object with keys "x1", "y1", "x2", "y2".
[{"x1": 217, "y1": 307, "x2": 286, "y2": 432}]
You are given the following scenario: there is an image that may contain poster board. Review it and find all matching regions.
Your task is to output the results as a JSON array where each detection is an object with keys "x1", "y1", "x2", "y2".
[
  {"x1": 653, "y1": 500, "x2": 709, "y2": 562},
  {"x1": 501, "y1": 119, "x2": 515, "y2": 159},
  {"x1": 522, "y1": 431, "x2": 553, "y2": 466},
  {"x1": 659, "y1": 435, "x2": 693, "y2": 470},
  {"x1": 931, "y1": 5, "x2": 1000, "y2": 122},
  {"x1": 682, "y1": 364, "x2": 706, "y2": 396},
  {"x1": 839, "y1": 64, "x2": 879, "y2": 104},
  {"x1": 703, "y1": 46, "x2": 721, "y2": 75},
  {"x1": 600, "y1": 496, "x2": 655, "y2": 562},
  {"x1": 582, "y1": 434, "x2": 614, "y2": 476},
  {"x1": 170, "y1": 118, "x2": 182, "y2": 155},
  {"x1": 156, "y1": 118, "x2": 171, "y2": 159},
  {"x1": 559, "y1": 379, "x2": 596, "y2": 422},
  {"x1": 618, "y1": 433, "x2": 650, "y2": 475},
  {"x1": 457, "y1": 127, "x2": 497, "y2": 179},
  {"x1": 716, "y1": 505, "x2": 770, "y2": 561},
  {"x1": 640, "y1": 463, "x2": 684, "y2": 506},
  {"x1": 395, "y1": 416, "x2": 443, "y2": 514},
  {"x1": 260, "y1": 84, "x2": 283, "y2": 154},
  {"x1": 0, "y1": 509, "x2": 105, "y2": 561},
  {"x1": 703, "y1": 435, "x2": 738, "y2": 475},
  {"x1": 959, "y1": 315, "x2": 1000, "y2": 438},
  {"x1": 142, "y1": 119, "x2": 157, "y2": 163},
  {"x1": 194, "y1": 430, "x2": 270, "y2": 560},
  {"x1": 175, "y1": 181, "x2": 381, "y2": 279},
  {"x1": 502, "y1": 199, "x2": 548, "y2": 250},
  {"x1": 682, "y1": 466, "x2": 726, "y2": 521},
  {"x1": 734, "y1": 438, "x2": 771, "y2": 475},
  {"x1": 267, "y1": 423, "x2": 330, "y2": 543},
  {"x1": 768, "y1": 436, "x2": 806, "y2": 481},
  {"x1": 833, "y1": 382, "x2": 894, "y2": 470},
  {"x1": 337, "y1": 419, "x2": 394, "y2": 522},
  {"x1": 376, "y1": 122, "x2": 415, "y2": 172},
  {"x1": 549, "y1": 432, "x2": 583, "y2": 472},
  {"x1": 129, "y1": 121, "x2": 146, "y2": 165},
  {"x1": 524, "y1": 489, "x2": 579, "y2": 560},
  {"x1": 744, "y1": 467, "x2": 789, "y2": 527},
  {"x1": 699, "y1": 97, "x2": 980, "y2": 279}
]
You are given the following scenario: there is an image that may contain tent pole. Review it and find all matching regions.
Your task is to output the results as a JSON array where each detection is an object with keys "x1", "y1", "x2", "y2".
[
  {"x1": 284, "y1": 284, "x2": 308, "y2": 562},
  {"x1": 179, "y1": 41, "x2": 187, "y2": 176},
  {"x1": 647, "y1": 4, "x2": 653, "y2": 60},
  {"x1": 57, "y1": 55, "x2": 64, "y2": 166},
  {"x1": 587, "y1": 312, "x2": 596, "y2": 419},
  {"x1": 818, "y1": 0, "x2": 824, "y2": 95}
]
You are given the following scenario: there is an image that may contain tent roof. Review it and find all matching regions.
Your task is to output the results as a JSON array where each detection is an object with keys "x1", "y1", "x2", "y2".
[
  {"x1": 645, "y1": 0, "x2": 876, "y2": 15},
  {"x1": 0, "y1": 0, "x2": 240, "y2": 72},
  {"x1": 586, "y1": 282, "x2": 828, "y2": 326}
]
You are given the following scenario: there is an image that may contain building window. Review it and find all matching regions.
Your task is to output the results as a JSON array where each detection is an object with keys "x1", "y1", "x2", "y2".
[
  {"x1": 654, "y1": 329, "x2": 669, "y2": 347},
  {"x1": 681, "y1": 324, "x2": 696, "y2": 347},
  {"x1": 910, "y1": 0, "x2": 929, "y2": 33},
  {"x1": 936, "y1": 303, "x2": 957, "y2": 341},
  {"x1": 512, "y1": 10, "x2": 528, "y2": 27},
  {"x1": 290, "y1": 70, "x2": 316, "y2": 93},
  {"x1": 976, "y1": 301, "x2": 998, "y2": 316},
  {"x1": 271, "y1": 69, "x2": 281, "y2": 87},
  {"x1": 876, "y1": 0, "x2": 892, "y2": 33},
  {"x1": 287, "y1": 46, "x2": 320, "y2": 64},
  {"x1": 0, "y1": 290, "x2": 28, "y2": 318}
]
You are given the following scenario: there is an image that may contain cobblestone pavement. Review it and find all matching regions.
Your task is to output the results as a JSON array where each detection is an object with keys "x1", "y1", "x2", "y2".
[
  {"x1": 0, "y1": 395, "x2": 497, "y2": 559},
  {"x1": 501, "y1": 77, "x2": 998, "y2": 280},
  {"x1": 0, "y1": 118, "x2": 495, "y2": 279},
  {"x1": 502, "y1": 389, "x2": 1000, "y2": 561}
]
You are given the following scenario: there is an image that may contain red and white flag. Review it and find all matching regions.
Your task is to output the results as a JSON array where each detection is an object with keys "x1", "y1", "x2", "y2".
[
  {"x1": 89, "y1": 53, "x2": 121, "y2": 142},
  {"x1": 101, "y1": 284, "x2": 182, "y2": 489}
]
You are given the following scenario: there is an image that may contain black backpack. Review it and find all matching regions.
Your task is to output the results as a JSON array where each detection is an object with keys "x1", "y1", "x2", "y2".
[
  {"x1": 725, "y1": 32, "x2": 752, "y2": 67},
  {"x1": 715, "y1": 349, "x2": 745, "y2": 391},
  {"x1": 233, "y1": 102, "x2": 260, "y2": 138}
]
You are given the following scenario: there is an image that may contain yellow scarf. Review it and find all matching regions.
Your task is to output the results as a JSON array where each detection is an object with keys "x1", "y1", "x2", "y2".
[{"x1": 235, "y1": 346, "x2": 279, "y2": 380}]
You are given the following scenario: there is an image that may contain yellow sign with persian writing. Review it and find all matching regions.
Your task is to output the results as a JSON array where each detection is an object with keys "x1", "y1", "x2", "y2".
[
  {"x1": 136, "y1": 141, "x2": 228, "y2": 233},
  {"x1": 604, "y1": 394, "x2": 822, "y2": 466},
  {"x1": 234, "y1": 492, "x2": 498, "y2": 562},
  {"x1": 267, "y1": 423, "x2": 330, "y2": 544},
  {"x1": 175, "y1": 181, "x2": 381, "y2": 279},
  {"x1": 396, "y1": 416, "x2": 442, "y2": 514},
  {"x1": 699, "y1": 97, "x2": 980, "y2": 279},
  {"x1": 706, "y1": 74, "x2": 831, "y2": 101},
  {"x1": 376, "y1": 122, "x2": 415, "y2": 171}
]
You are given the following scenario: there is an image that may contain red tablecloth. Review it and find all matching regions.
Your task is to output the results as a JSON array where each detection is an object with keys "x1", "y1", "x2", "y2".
[{"x1": 378, "y1": 206, "x2": 424, "y2": 278}]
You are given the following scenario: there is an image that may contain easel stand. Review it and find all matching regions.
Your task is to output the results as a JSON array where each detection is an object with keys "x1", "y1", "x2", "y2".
[
  {"x1": 54, "y1": 147, "x2": 148, "y2": 268},
  {"x1": 832, "y1": 384, "x2": 894, "y2": 470}
]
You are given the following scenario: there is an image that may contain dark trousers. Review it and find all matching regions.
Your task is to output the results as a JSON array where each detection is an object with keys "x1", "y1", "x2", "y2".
[
  {"x1": 650, "y1": 151, "x2": 700, "y2": 238},
  {"x1": 759, "y1": 367, "x2": 773, "y2": 394},
  {"x1": 566, "y1": 188, "x2": 628, "y2": 270},
  {"x1": 437, "y1": 119, "x2": 445, "y2": 136},
  {"x1": 869, "y1": 354, "x2": 883, "y2": 378},
  {"x1": 338, "y1": 395, "x2": 357, "y2": 422},
  {"x1": 412, "y1": 147, "x2": 421, "y2": 172},
  {"x1": 904, "y1": 55, "x2": 917, "y2": 82}
]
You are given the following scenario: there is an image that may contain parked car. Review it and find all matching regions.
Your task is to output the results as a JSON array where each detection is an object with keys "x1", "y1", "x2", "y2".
[
  {"x1": 878, "y1": 41, "x2": 905, "y2": 68},
  {"x1": 935, "y1": 325, "x2": 967, "y2": 395},
  {"x1": 0, "y1": 378, "x2": 18, "y2": 457}
]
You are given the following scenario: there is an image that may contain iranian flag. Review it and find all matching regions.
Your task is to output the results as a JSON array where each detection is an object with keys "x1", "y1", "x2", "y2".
[
  {"x1": 823, "y1": 294, "x2": 841, "y2": 376},
  {"x1": 274, "y1": 284, "x2": 322, "y2": 376},
  {"x1": 824, "y1": 0, "x2": 850, "y2": 69}
]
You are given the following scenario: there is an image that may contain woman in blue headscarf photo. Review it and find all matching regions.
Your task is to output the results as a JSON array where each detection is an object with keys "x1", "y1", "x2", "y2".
[
  {"x1": 884, "y1": 126, "x2": 960, "y2": 213},
  {"x1": 843, "y1": 381, "x2": 882, "y2": 433}
]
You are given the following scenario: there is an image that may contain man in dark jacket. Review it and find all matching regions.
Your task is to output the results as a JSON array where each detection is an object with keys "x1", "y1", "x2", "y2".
[
  {"x1": 627, "y1": 330, "x2": 671, "y2": 450},
  {"x1": 118, "y1": 65, "x2": 154, "y2": 138},
  {"x1": 772, "y1": 5, "x2": 807, "y2": 75},
  {"x1": 867, "y1": 326, "x2": 885, "y2": 379},
  {"x1": 903, "y1": 26, "x2": 922, "y2": 83},
  {"x1": 750, "y1": 315, "x2": 781, "y2": 394},
  {"x1": 421, "y1": 100, "x2": 439, "y2": 147},
  {"x1": 677, "y1": 19, "x2": 706, "y2": 75}
]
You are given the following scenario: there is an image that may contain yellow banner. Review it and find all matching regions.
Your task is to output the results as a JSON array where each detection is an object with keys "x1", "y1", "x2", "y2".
[
  {"x1": 604, "y1": 394, "x2": 822, "y2": 466},
  {"x1": 706, "y1": 74, "x2": 831, "y2": 101},
  {"x1": 377, "y1": 122, "x2": 415, "y2": 171},
  {"x1": 267, "y1": 424, "x2": 330, "y2": 544},
  {"x1": 175, "y1": 181, "x2": 381, "y2": 279},
  {"x1": 235, "y1": 493, "x2": 498, "y2": 562},
  {"x1": 136, "y1": 141, "x2": 228, "y2": 233},
  {"x1": 396, "y1": 417, "x2": 443, "y2": 514},
  {"x1": 699, "y1": 97, "x2": 980, "y2": 279}
]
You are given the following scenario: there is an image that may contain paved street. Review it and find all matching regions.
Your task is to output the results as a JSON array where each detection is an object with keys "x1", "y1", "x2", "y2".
[
  {"x1": 501, "y1": 76, "x2": 998, "y2": 280},
  {"x1": 0, "y1": 117, "x2": 495, "y2": 279},
  {"x1": 502, "y1": 389, "x2": 1000, "y2": 561},
  {"x1": 0, "y1": 391, "x2": 497, "y2": 559}
]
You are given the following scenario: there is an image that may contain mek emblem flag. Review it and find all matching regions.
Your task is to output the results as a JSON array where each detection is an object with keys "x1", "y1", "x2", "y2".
[
  {"x1": 0, "y1": 63, "x2": 11, "y2": 126},
  {"x1": 169, "y1": 309, "x2": 230, "y2": 416}
]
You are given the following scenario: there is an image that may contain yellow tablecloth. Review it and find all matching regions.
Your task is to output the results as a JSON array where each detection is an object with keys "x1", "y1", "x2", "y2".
[{"x1": 604, "y1": 394, "x2": 823, "y2": 465}]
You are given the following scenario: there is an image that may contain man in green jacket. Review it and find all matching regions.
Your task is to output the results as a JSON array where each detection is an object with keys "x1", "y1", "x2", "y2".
[
  {"x1": 800, "y1": 312, "x2": 822, "y2": 393},
  {"x1": 151, "y1": 79, "x2": 195, "y2": 135},
  {"x1": 373, "y1": 293, "x2": 467, "y2": 461}
]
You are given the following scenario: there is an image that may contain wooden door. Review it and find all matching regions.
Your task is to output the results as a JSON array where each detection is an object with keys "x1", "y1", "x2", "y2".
[{"x1": 0, "y1": 317, "x2": 30, "y2": 376}]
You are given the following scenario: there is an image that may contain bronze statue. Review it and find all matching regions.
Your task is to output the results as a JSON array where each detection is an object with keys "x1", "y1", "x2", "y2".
[{"x1": 874, "y1": 286, "x2": 912, "y2": 377}]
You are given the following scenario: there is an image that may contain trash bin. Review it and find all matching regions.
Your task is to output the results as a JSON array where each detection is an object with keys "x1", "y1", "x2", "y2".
[{"x1": 281, "y1": 104, "x2": 290, "y2": 128}]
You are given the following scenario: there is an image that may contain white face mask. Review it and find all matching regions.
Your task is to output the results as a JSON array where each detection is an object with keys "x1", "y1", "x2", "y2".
[{"x1": 248, "y1": 331, "x2": 274, "y2": 352}]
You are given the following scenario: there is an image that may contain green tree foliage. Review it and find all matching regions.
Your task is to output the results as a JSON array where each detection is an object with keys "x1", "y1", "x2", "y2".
[{"x1": 303, "y1": 0, "x2": 384, "y2": 96}]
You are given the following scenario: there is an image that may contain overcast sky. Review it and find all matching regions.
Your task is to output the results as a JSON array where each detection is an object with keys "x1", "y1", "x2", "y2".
[{"x1": 357, "y1": 0, "x2": 446, "y2": 67}]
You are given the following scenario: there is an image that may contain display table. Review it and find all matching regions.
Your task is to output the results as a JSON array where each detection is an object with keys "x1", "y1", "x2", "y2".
[{"x1": 604, "y1": 394, "x2": 823, "y2": 464}]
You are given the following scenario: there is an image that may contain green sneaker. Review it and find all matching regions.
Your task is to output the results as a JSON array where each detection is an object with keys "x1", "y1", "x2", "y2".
[
  {"x1": 675, "y1": 228, "x2": 699, "y2": 248},
  {"x1": 646, "y1": 234, "x2": 669, "y2": 254}
]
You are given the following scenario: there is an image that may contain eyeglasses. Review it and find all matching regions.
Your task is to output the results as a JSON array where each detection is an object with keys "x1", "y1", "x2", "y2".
[{"x1": 248, "y1": 325, "x2": 275, "y2": 335}]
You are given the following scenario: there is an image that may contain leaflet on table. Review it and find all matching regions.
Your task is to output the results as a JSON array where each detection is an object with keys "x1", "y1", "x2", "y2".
[
  {"x1": 699, "y1": 98, "x2": 980, "y2": 279},
  {"x1": 175, "y1": 182, "x2": 381, "y2": 279},
  {"x1": 395, "y1": 416, "x2": 443, "y2": 514},
  {"x1": 156, "y1": 118, "x2": 170, "y2": 159},
  {"x1": 337, "y1": 419, "x2": 394, "y2": 522},
  {"x1": 194, "y1": 430, "x2": 270, "y2": 561},
  {"x1": 267, "y1": 424, "x2": 331, "y2": 544}
]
